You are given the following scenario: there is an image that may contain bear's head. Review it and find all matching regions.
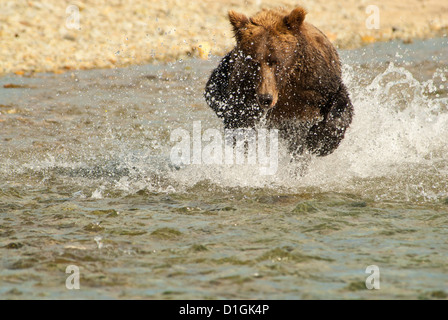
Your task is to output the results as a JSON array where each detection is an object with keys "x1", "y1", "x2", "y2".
[{"x1": 228, "y1": 7, "x2": 307, "y2": 110}]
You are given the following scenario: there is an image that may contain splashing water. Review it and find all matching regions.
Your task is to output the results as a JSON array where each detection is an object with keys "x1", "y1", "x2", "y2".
[
  {"x1": 1, "y1": 42, "x2": 447, "y2": 202},
  {"x1": 1, "y1": 38, "x2": 447, "y2": 300},
  {"x1": 173, "y1": 61, "x2": 448, "y2": 195}
]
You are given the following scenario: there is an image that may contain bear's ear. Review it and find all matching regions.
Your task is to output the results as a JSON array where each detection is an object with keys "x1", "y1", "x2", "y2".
[
  {"x1": 284, "y1": 7, "x2": 307, "y2": 29},
  {"x1": 228, "y1": 10, "x2": 249, "y2": 34}
]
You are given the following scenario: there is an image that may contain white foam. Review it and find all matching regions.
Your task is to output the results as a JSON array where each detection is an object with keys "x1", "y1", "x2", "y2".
[
  {"x1": 162, "y1": 63, "x2": 448, "y2": 199},
  {"x1": 12, "y1": 62, "x2": 448, "y2": 201}
]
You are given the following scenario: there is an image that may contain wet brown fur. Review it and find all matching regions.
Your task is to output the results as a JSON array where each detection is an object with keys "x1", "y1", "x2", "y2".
[{"x1": 205, "y1": 7, "x2": 354, "y2": 156}]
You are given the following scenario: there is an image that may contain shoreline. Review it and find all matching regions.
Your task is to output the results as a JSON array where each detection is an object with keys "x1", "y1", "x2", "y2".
[{"x1": 1, "y1": 0, "x2": 447, "y2": 76}]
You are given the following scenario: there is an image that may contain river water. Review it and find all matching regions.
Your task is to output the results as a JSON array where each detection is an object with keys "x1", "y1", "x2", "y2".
[{"x1": 0, "y1": 38, "x2": 447, "y2": 299}]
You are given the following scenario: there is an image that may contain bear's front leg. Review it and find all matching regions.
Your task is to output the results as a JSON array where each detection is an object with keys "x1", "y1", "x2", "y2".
[
  {"x1": 205, "y1": 51, "x2": 261, "y2": 129},
  {"x1": 305, "y1": 84, "x2": 354, "y2": 156},
  {"x1": 204, "y1": 52, "x2": 233, "y2": 119}
]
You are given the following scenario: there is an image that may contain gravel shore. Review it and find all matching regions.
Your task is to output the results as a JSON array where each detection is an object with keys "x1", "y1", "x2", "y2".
[{"x1": 1, "y1": 0, "x2": 447, "y2": 75}]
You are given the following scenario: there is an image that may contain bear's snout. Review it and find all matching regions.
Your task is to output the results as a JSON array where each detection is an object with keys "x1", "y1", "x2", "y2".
[
  {"x1": 256, "y1": 64, "x2": 278, "y2": 109},
  {"x1": 257, "y1": 93, "x2": 275, "y2": 109}
]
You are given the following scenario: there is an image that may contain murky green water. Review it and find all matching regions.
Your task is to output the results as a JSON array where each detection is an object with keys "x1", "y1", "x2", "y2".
[{"x1": 1, "y1": 38, "x2": 447, "y2": 299}]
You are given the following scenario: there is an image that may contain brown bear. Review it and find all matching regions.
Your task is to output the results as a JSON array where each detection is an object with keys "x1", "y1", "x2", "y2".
[{"x1": 204, "y1": 7, "x2": 353, "y2": 157}]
